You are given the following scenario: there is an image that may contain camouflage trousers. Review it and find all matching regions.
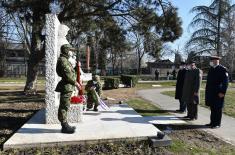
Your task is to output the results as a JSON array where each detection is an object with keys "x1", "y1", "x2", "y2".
[
  {"x1": 58, "y1": 92, "x2": 72, "y2": 123},
  {"x1": 87, "y1": 89, "x2": 99, "y2": 109}
]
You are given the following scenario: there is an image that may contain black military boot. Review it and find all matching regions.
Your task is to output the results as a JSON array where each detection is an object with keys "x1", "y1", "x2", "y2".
[
  {"x1": 61, "y1": 122, "x2": 76, "y2": 134},
  {"x1": 93, "y1": 105, "x2": 98, "y2": 112}
]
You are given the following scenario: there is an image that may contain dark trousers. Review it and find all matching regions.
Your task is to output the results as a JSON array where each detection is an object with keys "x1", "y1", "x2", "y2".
[
  {"x1": 155, "y1": 75, "x2": 159, "y2": 80},
  {"x1": 179, "y1": 99, "x2": 186, "y2": 112},
  {"x1": 210, "y1": 106, "x2": 222, "y2": 126},
  {"x1": 187, "y1": 102, "x2": 198, "y2": 119}
]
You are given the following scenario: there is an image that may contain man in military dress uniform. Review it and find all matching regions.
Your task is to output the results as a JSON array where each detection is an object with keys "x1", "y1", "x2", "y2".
[
  {"x1": 85, "y1": 75, "x2": 102, "y2": 111},
  {"x1": 182, "y1": 61, "x2": 202, "y2": 120},
  {"x1": 205, "y1": 56, "x2": 229, "y2": 129},
  {"x1": 55, "y1": 44, "x2": 80, "y2": 134}
]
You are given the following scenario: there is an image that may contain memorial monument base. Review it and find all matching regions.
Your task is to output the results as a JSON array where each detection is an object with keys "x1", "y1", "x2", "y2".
[{"x1": 46, "y1": 104, "x2": 83, "y2": 124}]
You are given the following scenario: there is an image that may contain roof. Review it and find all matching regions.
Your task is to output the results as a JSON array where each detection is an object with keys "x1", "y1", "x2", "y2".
[{"x1": 148, "y1": 59, "x2": 173, "y2": 64}]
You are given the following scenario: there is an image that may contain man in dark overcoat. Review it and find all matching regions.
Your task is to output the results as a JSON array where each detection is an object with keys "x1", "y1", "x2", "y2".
[
  {"x1": 155, "y1": 69, "x2": 160, "y2": 80},
  {"x1": 175, "y1": 62, "x2": 187, "y2": 113},
  {"x1": 182, "y1": 61, "x2": 202, "y2": 120},
  {"x1": 205, "y1": 56, "x2": 229, "y2": 129}
]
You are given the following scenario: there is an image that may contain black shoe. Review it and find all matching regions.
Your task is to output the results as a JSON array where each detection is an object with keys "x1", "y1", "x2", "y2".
[
  {"x1": 211, "y1": 125, "x2": 220, "y2": 129},
  {"x1": 93, "y1": 105, "x2": 98, "y2": 112},
  {"x1": 176, "y1": 110, "x2": 185, "y2": 113},
  {"x1": 189, "y1": 118, "x2": 197, "y2": 121},
  {"x1": 61, "y1": 122, "x2": 76, "y2": 134},
  {"x1": 205, "y1": 123, "x2": 212, "y2": 127},
  {"x1": 183, "y1": 116, "x2": 189, "y2": 118}
]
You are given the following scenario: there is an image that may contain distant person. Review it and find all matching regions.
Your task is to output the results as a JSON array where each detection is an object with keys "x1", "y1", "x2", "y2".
[
  {"x1": 172, "y1": 69, "x2": 177, "y2": 80},
  {"x1": 182, "y1": 60, "x2": 202, "y2": 120},
  {"x1": 167, "y1": 71, "x2": 170, "y2": 80},
  {"x1": 155, "y1": 69, "x2": 160, "y2": 80},
  {"x1": 175, "y1": 62, "x2": 187, "y2": 113},
  {"x1": 205, "y1": 56, "x2": 229, "y2": 129}
]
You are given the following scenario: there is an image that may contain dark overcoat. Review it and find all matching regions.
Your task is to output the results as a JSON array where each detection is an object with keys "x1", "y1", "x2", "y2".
[
  {"x1": 175, "y1": 68, "x2": 186, "y2": 99},
  {"x1": 182, "y1": 68, "x2": 202, "y2": 103},
  {"x1": 205, "y1": 65, "x2": 229, "y2": 108}
]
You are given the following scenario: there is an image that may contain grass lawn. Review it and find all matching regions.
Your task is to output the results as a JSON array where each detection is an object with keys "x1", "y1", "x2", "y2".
[
  {"x1": 0, "y1": 77, "x2": 45, "y2": 83},
  {"x1": 136, "y1": 81, "x2": 235, "y2": 90},
  {"x1": 161, "y1": 90, "x2": 235, "y2": 118},
  {"x1": 136, "y1": 81, "x2": 176, "y2": 89},
  {"x1": 126, "y1": 98, "x2": 170, "y2": 116}
]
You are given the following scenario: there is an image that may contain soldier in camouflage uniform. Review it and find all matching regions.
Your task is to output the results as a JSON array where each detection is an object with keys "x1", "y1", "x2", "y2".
[
  {"x1": 55, "y1": 44, "x2": 80, "y2": 134},
  {"x1": 85, "y1": 75, "x2": 102, "y2": 111}
]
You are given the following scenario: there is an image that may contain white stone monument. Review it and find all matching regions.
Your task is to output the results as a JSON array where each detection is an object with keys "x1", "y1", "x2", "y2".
[{"x1": 43, "y1": 14, "x2": 90, "y2": 124}]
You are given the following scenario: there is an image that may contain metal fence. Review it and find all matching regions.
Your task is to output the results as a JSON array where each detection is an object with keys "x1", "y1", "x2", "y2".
[{"x1": 1, "y1": 63, "x2": 45, "y2": 77}]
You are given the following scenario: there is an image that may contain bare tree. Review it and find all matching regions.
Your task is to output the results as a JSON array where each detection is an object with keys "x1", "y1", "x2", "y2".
[{"x1": 221, "y1": 6, "x2": 235, "y2": 79}]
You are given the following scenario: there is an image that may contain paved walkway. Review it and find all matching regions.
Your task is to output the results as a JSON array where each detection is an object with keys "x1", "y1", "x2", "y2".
[{"x1": 138, "y1": 88, "x2": 235, "y2": 146}]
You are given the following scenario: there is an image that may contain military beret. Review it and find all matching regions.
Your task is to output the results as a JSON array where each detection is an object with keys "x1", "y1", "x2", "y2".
[{"x1": 210, "y1": 56, "x2": 221, "y2": 60}]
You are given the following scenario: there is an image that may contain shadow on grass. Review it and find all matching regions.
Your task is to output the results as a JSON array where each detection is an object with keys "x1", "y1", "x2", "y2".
[
  {"x1": 0, "y1": 90, "x2": 45, "y2": 104},
  {"x1": 0, "y1": 90, "x2": 45, "y2": 149},
  {"x1": 0, "y1": 90, "x2": 45, "y2": 96},
  {"x1": 156, "y1": 124, "x2": 211, "y2": 131},
  {"x1": 0, "y1": 109, "x2": 37, "y2": 114}
]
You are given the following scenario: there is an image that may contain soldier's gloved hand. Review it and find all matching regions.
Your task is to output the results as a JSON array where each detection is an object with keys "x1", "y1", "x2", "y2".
[
  {"x1": 90, "y1": 86, "x2": 95, "y2": 90},
  {"x1": 75, "y1": 82, "x2": 81, "y2": 90}
]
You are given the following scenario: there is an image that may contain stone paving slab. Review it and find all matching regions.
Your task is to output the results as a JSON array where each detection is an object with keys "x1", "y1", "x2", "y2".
[
  {"x1": 4, "y1": 104, "x2": 165, "y2": 149},
  {"x1": 138, "y1": 88, "x2": 235, "y2": 146},
  {"x1": 145, "y1": 116, "x2": 187, "y2": 125}
]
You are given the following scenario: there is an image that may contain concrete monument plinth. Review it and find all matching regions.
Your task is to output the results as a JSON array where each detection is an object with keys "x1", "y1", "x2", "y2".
[{"x1": 43, "y1": 14, "x2": 84, "y2": 124}]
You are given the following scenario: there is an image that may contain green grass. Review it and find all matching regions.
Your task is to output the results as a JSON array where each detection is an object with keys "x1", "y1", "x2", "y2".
[
  {"x1": 126, "y1": 98, "x2": 169, "y2": 116},
  {"x1": 136, "y1": 81, "x2": 176, "y2": 89},
  {"x1": 0, "y1": 77, "x2": 45, "y2": 83},
  {"x1": 161, "y1": 90, "x2": 235, "y2": 118},
  {"x1": 135, "y1": 80, "x2": 235, "y2": 90},
  {"x1": 168, "y1": 139, "x2": 235, "y2": 154}
]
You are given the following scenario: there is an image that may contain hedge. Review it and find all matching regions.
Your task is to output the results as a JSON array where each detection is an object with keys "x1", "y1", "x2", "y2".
[
  {"x1": 120, "y1": 75, "x2": 138, "y2": 87},
  {"x1": 103, "y1": 77, "x2": 120, "y2": 89}
]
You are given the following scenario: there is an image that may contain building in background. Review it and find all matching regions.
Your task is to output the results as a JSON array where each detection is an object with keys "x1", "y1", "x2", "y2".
[
  {"x1": 147, "y1": 59, "x2": 176, "y2": 78},
  {"x1": 0, "y1": 43, "x2": 45, "y2": 77}
]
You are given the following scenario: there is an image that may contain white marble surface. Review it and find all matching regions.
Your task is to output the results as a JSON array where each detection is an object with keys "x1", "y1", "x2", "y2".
[{"x1": 4, "y1": 104, "x2": 161, "y2": 149}]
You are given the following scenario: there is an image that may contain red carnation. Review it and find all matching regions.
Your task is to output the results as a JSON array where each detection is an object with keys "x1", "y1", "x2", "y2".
[{"x1": 71, "y1": 96, "x2": 84, "y2": 104}]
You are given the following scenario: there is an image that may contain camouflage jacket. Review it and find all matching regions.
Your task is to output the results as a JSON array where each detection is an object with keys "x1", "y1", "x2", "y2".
[
  {"x1": 55, "y1": 56, "x2": 76, "y2": 93},
  {"x1": 85, "y1": 80, "x2": 102, "y2": 96}
]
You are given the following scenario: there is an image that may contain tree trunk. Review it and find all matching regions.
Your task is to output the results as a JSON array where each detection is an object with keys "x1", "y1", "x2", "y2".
[
  {"x1": 138, "y1": 57, "x2": 141, "y2": 75},
  {"x1": 216, "y1": 0, "x2": 222, "y2": 56},
  {"x1": 0, "y1": 43, "x2": 6, "y2": 77},
  {"x1": 120, "y1": 52, "x2": 123, "y2": 74},
  {"x1": 111, "y1": 48, "x2": 115, "y2": 75},
  {"x1": 24, "y1": 11, "x2": 45, "y2": 94},
  {"x1": 24, "y1": 53, "x2": 42, "y2": 94}
]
